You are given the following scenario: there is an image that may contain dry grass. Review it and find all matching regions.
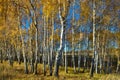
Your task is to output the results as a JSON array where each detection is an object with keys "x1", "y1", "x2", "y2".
[{"x1": 0, "y1": 61, "x2": 120, "y2": 80}]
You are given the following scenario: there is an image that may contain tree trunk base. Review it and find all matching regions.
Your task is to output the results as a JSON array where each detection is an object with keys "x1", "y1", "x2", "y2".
[{"x1": 90, "y1": 58, "x2": 94, "y2": 78}]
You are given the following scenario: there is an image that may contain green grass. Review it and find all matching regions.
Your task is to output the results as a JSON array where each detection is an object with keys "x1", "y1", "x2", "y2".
[{"x1": 0, "y1": 61, "x2": 120, "y2": 80}]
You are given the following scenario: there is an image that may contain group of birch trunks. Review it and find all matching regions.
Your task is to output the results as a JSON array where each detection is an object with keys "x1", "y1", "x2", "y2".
[{"x1": 0, "y1": 0, "x2": 120, "y2": 78}]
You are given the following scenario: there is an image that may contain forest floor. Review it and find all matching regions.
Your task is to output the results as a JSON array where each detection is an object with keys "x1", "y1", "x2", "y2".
[{"x1": 0, "y1": 61, "x2": 120, "y2": 80}]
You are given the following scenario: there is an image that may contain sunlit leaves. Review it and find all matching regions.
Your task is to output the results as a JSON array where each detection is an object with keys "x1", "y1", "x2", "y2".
[
  {"x1": 41, "y1": 0, "x2": 59, "y2": 18},
  {"x1": 101, "y1": 15, "x2": 111, "y2": 25},
  {"x1": 0, "y1": 0, "x2": 20, "y2": 47},
  {"x1": 80, "y1": 0, "x2": 91, "y2": 22},
  {"x1": 41, "y1": 0, "x2": 70, "y2": 19}
]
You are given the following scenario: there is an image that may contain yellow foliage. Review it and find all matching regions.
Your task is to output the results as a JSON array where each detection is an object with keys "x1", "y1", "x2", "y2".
[
  {"x1": 102, "y1": 15, "x2": 111, "y2": 25},
  {"x1": 80, "y1": 0, "x2": 90, "y2": 22},
  {"x1": 41, "y1": 0, "x2": 58, "y2": 18},
  {"x1": 41, "y1": 0, "x2": 70, "y2": 19}
]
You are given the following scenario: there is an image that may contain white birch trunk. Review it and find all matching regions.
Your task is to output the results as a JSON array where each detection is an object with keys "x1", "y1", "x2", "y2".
[
  {"x1": 54, "y1": 14, "x2": 65, "y2": 76},
  {"x1": 17, "y1": 0, "x2": 28, "y2": 74},
  {"x1": 19, "y1": 24, "x2": 28, "y2": 74},
  {"x1": 29, "y1": 30, "x2": 34, "y2": 73},
  {"x1": 65, "y1": 33, "x2": 68, "y2": 73},
  {"x1": 90, "y1": 0, "x2": 96, "y2": 77},
  {"x1": 72, "y1": 27, "x2": 76, "y2": 73},
  {"x1": 116, "y1": 55, "x2": 120, "y2": 73},
  {"x1": 43, "y1": 16, "x2": 46, "y2": 76},
  {"x1": 72, "y1": 0, "x2": 76, "y2": 73},
  {"x1": 78, "y1": 43, "x2": 81, "y2": 72},
  {"x1": 49, "y1": 16, "x2": 54, "y2": 76},
  {"x1": 34, "y1": 27, "x2": 38, "y2": 74},
  {"x1": 54, "y1": 0, "x2": 71, "y2": 77}
]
